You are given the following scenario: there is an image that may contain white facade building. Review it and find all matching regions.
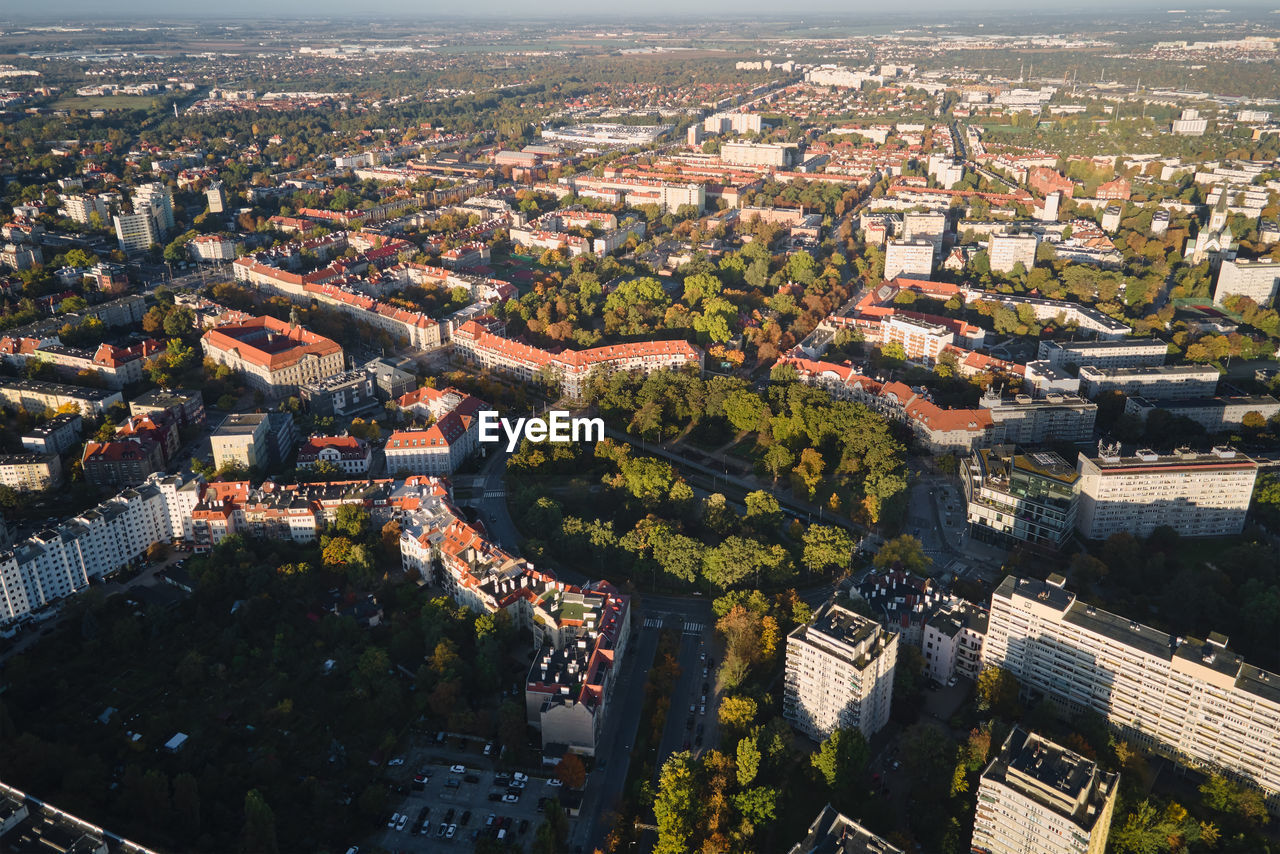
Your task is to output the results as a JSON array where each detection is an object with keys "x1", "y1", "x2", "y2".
[
  {"x1": 884, "y1": 239, "x2": 935, "y2": 280},
  {"x1": 783, "y1": 599, "x2": 898, "y2": 741},
  {"x1": 988, "y1": 233, "x2": 1038, "y2": 273}
]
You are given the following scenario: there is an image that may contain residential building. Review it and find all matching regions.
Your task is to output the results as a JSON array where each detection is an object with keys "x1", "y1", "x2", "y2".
[
  {"x1": 300, "y1": 369, "x2": 378, "y2": 417},
  {"x1": 59, "y1": 193, "x2": 110, "y2": 225},
  {"x1": 386, "y1": 389, "x2": 486, "y2": 476},
  {"x1": 0, "y1": 454, "x2": 62, "y2": 491},
  {"x1": 211, "y1": 413, "x2": 271, "y2": 471},
  {"x1": 971, "y1": 727, "x2": 1118, "y2": 854},
  {"x1": 788, "y1": 804, "x2": 904, "y2": 854},
  {"x1": 81, "y1": 438, "x2": 166, "y2": 489},
  {"x1": 20, "y1": 414, "x2": 82, "y2": 455},
  {"x1": 984, "y1": 574, "x2": 1280, "y2": 813},
  {"x1": 721, "y1": 141, "x2": 796, "y2": 168},
  {"x1": 129, "y1": 388, "x2": 206, "y2": 428},
  {"x1": 783, "y1": 598, "x2": 898, "y2": 741},
  {"x1": 1213, "y1": 258, "x2": 1280, "y2": 306},
  {"x1": 295, "y1": 435, "x2": 371, "y2": 475},
  {"x1": 0, "y1": 243, "x2": 41, "y2": 272},
  {"x1": 113, "y1": 211, "x2": 159, "y2": 253},
  {"x1": 201, "y1": 315, "x2": 344, "y2": 400},
  {"x1": 1123, "y1": 394, "x2": 1280, "y2": 432},
  {"x1": 988, "y1": 233, "x2": 1038, "y2": 273},
  {"x1": 1172, "y1": 108, "x2": 1208, "y2": 136},
  {"x1": 133, "y1": 182, "x2": 174, "y2": 233},
  {"x1": 880, "y1": 314, "x2": 951, "y2": 364},
  {"x1": 854, "y1": 567, "x2": 942, "y2": 647},
  {"x1": 0, "y1": 338, "x2": 161, "y2": 390},
  {"x1": 1075, "y1": 445, "x2": 1258, "y2": 540},
  {"x1": 1037, "y1": 339, "x2": 1167, "y2": 370},
  {"x1": 0, "y1": 379, "x2": 122, "y2": 417},
  {"x1": 964, "y1": 289, "x2": 1132, "y2": 340},
  {"x1": 188, "y1": 234, "x2": 238, "y2": 262},
  {"x1": 1023, "y1": 360, "x2": 1081, "y2": 398},
  {"x1": 902, "y1": 211, "x2": 947, "y2": 250},
  {"x1": 1101, "y1": 204, "x2": 1123, "y2": 233},
  {"x1": 962, "y1": 445, "x2": 1079, "y2": 549},
  {"x1": 979, "y1": 390, "x2": 1098, "y2": 445},
  {"x1": 365, "y1": 356, "x2": 416, "y2": 401},
  {"x1": 922, "y1": 601, "x2": 988, "y2": 685},
  {"x1": 1078, "y1": 364, "x2": 1220, "y2": 400},
  {"x1": 884, "y1": 239, "x2": 934, "y2": 280},
  {"x1": 206, "y1": 181, "x2": 226, "y2": 214},
  {"x1": 451, "y1": 318, "x2": 703, "y2": 400}
]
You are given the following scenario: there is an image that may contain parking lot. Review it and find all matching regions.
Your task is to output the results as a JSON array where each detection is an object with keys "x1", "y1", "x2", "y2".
[{"x1": 374, "y1": 753, "x2": 567, "y2": 851}]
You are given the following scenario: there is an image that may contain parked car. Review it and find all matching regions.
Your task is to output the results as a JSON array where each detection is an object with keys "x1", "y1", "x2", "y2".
[
  {"x1": 446, "y1": 824, "x2": 457, "y2": 839},
  {"x1": 512, "y1": 772, "x2": 528, "y2": 782},
  {"x1": 386, "y1": 813, "x2": 400, "y2": 829},
  {"x1": 450, "y1": 764, "x2": 466, "y2": 773},
  {"x1": 548, "y1": 778, "x2": 563, "y2": 787},
  {"x1": 502, "y1": 793, "x2": 520, "y2": 804},
  {"x1": 395, "y1": 814, "x2": 408, "y2": 832}
]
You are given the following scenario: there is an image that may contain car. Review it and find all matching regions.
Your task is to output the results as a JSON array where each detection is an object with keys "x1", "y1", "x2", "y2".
[
  {"x1": 396, "y1": 814, "x2": 408, "y2": 832},
  {"x1": 494, "y1": 773, "x2": 511, "y2": 784},
  {"x1": 512, "y1": 772, "x2": 528, "y2": 782},
  {"x1": 388, "y1": 757, "x2": 405, "y2": 766},
  {"x1": 444, "y1": 778, "x2": 460, "y2": 788},
  {"x1": 461, "y1": 809, "x2": 471, "y2": 825},
  {"x1": 699, "y1": 705, "x2": 706, "y2": 716},
  {"x1": 436, "y1": 822, "x2": 447, "y2": 838},
  {"x1": 503, "y1": 793, "x2": 520, "y2": 804},
  {"x1": 508, "y1": 779, "x2": 526, "y2": 789},
  {"x1": 689, "y1": 704, "x2": 696, "y2": 714},
  {"x1": 450, "y1": 764, "x2": 466, "y2": 773},
  {"x1": 418, "y1": 822, "x2": 431, "y2": 836},
  {"x1": 702, "y1": 667, "x2": 708, "y2": 678},
  {"x1": 947, "y1": 676, "x2": 958, "y2": 687},
  {"x1": 446, "y1": 824, "x2": 457, "y2": 839},
  {"x1": 345, "y1": 848, "x2": 359, "y2": 854},
  {"x1": 519, "y1": 819, "x2": 530, "y2": 834},
  {"x1": 387, "y1": 813, "x2": 400, "y2": 829},
  {"x1": 547, "y1": 777, "x2": 563, "y2": 787},
  {"x1": 890, "y1": 760, "x2": 901, "y2": 770},
  {"x1": 700, "y1": 651, "x2": 706, "y2": 661},
  {"x1": 483, "y1": 742, "x2": 494, "y2": 756},
  {"x1": 700, "y1": 694, "x2": 707, "y2": 704},
  {"x1": 444, "y1": 808, "x2": 455, "y2": 823},
  {"x1": 486, "y1": 813, "x2": 497, "y2": 827}
]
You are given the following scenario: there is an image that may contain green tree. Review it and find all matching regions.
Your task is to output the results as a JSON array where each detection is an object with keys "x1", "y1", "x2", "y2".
[
  {"x1": 810, "y1": 727, "x2": 870, "y2": 792},
  {"x1": 654, "y1": 752, "x2": 702, "y2": 854},
  {"x1": 802, "y1": 525, "x2": 855, "y2": 574},
  {"x1": 240, "y1": 789, "x2": 279, "y2": 854},
  {"x1": 872, "y1": 534, "x2": 933, "y2": 575},
  {"x1": 975, "y1": 666, "x2": 1021, "y2": 717},
  {"x1": 736, "y1": 733, "x2": 761, "y2": 787}
]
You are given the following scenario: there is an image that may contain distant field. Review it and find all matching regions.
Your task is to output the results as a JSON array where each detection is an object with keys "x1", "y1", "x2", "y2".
[{"x1": 53, "y1": 94, "x2": 156, "y2": 110}]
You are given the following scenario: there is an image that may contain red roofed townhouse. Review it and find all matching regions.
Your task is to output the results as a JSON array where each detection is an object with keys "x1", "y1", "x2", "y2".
[
  {"x1": 295, "y1": 435, "x2": 372, "y2": 475},
  {"x1": 1095, "y1": 177, "x2": 1132, "y2": 201},
  {"x1": 82, "y1": 437, "x2": 167, "y2": 488},
  {"x1": 385, "y1": 393, "x2": 486, "y2": 476},
  {"x1": 1028, "y1": 167, "x2": 1075, "y2": 199},
  {"x1": 201, "y1": 314, "x2": 344, "y2": 400}
]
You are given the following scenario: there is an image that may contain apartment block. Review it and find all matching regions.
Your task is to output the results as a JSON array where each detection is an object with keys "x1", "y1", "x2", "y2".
[
  {"x1": 1037, "y1": 339, "x2": 1167, "y2": 370},
  {"x1": 972, "y1": 727, "x2": 1118, "y2": 854},
  {"x1": 300, "y1": 369, "x2": 378, "y2": 417},
  {"x1": 962, "y1": 445, "x2": 1079, "y2": 549},
  {"x1": 1075, "y1": 446, "x2": 1257, "y2": 540},
  {"x1": 879, "y1": 314, "x2": 951, "y2": 364},
  {"x1": 0, "y1": 454, "x2": 62, "y2": 491},
  {"x1": 129, "y1": 388, "x2": 206, "y2": 428},
  {"x1": 113, "y1": 211, "x2": 160, "y2": 254},
  {"x1": 783, "y1": 599, "x2": 898, "y2": 741},
  {"x1": 980, "y1": 390, "x2": 1098, "y2": 445},
  {"x1": 295, "y1": 435, "x2": 371, "y2": 475},
  {"x1": 0, "y1": 379, "x2": 122, "y2": 417},
  {"x1": 988, "y1": 233, "x2": 1038, "y2": 273},
  {"x1": 884, "y1": 239, "x2": 935, "y2": 280},
  {"x1": 788, "y1": 804, "x2": 904, "y2": 854},
  {"x1": 720, "y1": 141, "x2": 796, "y2": 168},
  {"x1": 922, "y1": 601, "x2": 988, "y2": 685},
  {"x1": 133, "y1": 182, "x2": 174, "y2": 233},
  {"x1": 206, "y1": 181, "x2": 227, "y2": 214},
  {"x1": 1078, "y1": 364, "x2": 1220, "y2": 400},
  {"x1": 1123, "y1": 394, "x2": 1280, "y2": 433},
  {"x1": 59, "y1": 193, "x2": 110, "y2": 225},
  {"x1": 20, "y1": 414, "x2": 82, "y2": 455},
  {"x1": 386, "y1": 389, "x2": 485, "y2": 476},
  {"x1": 984, "y1": 574, "x2": 1280, "y2": 813},
  {"x1": 1213, "y1": 258, "x2": 1280, "y2": 307}
]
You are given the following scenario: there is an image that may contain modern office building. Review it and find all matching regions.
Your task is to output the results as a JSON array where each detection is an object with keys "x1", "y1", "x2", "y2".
[
  {"x1": 971, "y1": 727, "x2": 1119, "y2": 854},
  {"x1": 1078, "y1": 364, "x2": 1220, "y2": 401},
  {"x1": 1075, "y1": 445, "x2": 1258, "y2": 540},
  {"x1": 988, "y1": 233, "x2": 1038, "y2": 273},
  {"x1": 783, "y1": 598, "x2": 898, "y2": 741},
  {"x1": 984, "y1": 574, "x2": 1280, "y2": 813},
  {"x1": 1037, "y1": 339, "x2": 1167, "y2": 371},
  {"x1": 962, "y1": 445, "x2": 1080, "y2": 549}
]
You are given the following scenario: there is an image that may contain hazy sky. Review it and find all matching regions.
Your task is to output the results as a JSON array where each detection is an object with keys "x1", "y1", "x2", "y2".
[{"x1": 14, "y1": 0, "x2": 1280, "y2": 18}]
